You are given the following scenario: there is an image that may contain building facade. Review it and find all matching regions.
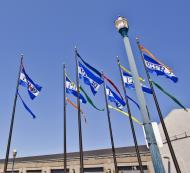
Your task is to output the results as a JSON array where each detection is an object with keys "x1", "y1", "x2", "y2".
[
  {"x1": 0, "y1": 146, "x2": 154, "y2": 173},
  {"x1": 159, "y1": 109, "x2": 190, "y2": 173}
]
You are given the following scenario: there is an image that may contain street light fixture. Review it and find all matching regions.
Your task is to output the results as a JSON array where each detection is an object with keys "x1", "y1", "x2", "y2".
[
  {"x1": 115, "y1": 16, "x2": 129, "y2": 34},
  {"x1": 12, "y1": 149, "x2": 17, "y2": 173},
  {"x1": 13, "y1": 149, "x2": 17, "y2": 158},
  {"x1": 114, "y1": 16, "x2": 165, "y2": 173},
  {"x1": 163, "y1": 156, "x2": 171, "y2": 173}
]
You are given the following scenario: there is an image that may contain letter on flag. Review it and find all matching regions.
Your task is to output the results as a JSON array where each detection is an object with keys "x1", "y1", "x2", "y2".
[
  {"x1": 78, "y1": 61, "x2": 103, "y2": 95},
  {"x1": 106, "y1": 85, "x2": 125, "y2": 109},
  {"x1": 19, "y1": 66, "x2": 42, "y2": 100},
  {"x1": 65, "y1": 76, "x2": 87, "y2": 104},
  {"x1": 142, "y1": 53, "x2": 178, "y2": 83}
]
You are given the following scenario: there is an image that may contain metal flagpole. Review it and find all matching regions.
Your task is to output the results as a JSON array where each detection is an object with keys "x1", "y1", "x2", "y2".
[
  {"x1": 136, "y1": 37, "x2": 181, "y2": 173},
  {"x1": 3, "y1": 54, "x2": 23, "y2": 173},
  {"x1": 63, "y1": 64, "x2": 67, "y2": 173},
  {"x1": 102, "y1": 71, "x2": 118, "y2": 173},
  {"x1": 75, "y1": 48, "x2": 84, "y2": 173},
  {"x1": 117, "y1": 58, "x2": 144, "y2": 173},
  {"x1": 115, "y1": 16, "x2": 165, "y2": 173}
]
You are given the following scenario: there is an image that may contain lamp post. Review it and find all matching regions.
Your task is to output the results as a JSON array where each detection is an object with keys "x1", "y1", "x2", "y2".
[
  {"x1": 12, "y1": 149, "x2": 17, "y2": 173},
  {"x1": 163, "y1": 156, "x2": 171, "y2": 173},
  {"x1": 114, "y1": 16, "x2": 165, "y2": 173}
]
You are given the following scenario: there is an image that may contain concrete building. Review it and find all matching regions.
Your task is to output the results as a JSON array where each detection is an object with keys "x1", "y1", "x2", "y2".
[
  {"x1": 159, "y1": 109, "x2": 190, "y2": 173},
  {"x1": 0, "y1": 146, "x2": 154, "y2": 173}
]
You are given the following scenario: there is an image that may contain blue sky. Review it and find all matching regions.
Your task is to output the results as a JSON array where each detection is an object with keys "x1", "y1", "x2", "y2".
[{"x1": 0, "y1": 0, "x2": 189, "y2": 158}]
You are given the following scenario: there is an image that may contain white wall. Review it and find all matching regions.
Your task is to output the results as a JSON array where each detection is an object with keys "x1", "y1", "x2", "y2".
[{"x1": 158, "y1": 109, "x2": 190, "y2": 173}]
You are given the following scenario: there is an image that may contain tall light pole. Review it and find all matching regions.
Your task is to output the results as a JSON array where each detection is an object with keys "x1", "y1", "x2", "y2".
[
  {"x1": 114, "y1": 16, "x2": 165, "y2": 173},
  {"x1": 12, "y1": 149, "x2": 17, "y2": 173}
]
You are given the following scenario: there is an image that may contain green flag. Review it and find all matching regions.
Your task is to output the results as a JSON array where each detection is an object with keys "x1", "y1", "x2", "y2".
[
  {"x1": 152, "y1": 81, "x2": 187, "y2": 111},
  {"x1": 80, "y1": 86, "x2": 104, "y2": 111}
]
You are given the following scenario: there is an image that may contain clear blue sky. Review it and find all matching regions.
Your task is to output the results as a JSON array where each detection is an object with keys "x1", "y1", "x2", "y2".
[{"x1": 0, "y1": 0, "x2": 189, "y2": 158}]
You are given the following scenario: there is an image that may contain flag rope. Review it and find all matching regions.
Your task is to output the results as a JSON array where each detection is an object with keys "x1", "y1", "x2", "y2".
[
  {"x1": 66, "y1": 97, "x2": 84, "y2": 114},
  {"x1": 80, "y1": 86, "x2": 104, "y2": 111},
  {"x1": 152, "y1": 81, "x2": 187, "y2": 111},
  {"x1": 66, "y1": 98, "x2": 87, "y2": 123},
  {"x1": 108, "y1": 105, "x2": 142, "y2": 125}
]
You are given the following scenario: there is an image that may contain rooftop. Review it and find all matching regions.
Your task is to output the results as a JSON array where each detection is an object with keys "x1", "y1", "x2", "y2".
[{"x1": 0, "y1": 145, "x2": 149, "y2": 163}]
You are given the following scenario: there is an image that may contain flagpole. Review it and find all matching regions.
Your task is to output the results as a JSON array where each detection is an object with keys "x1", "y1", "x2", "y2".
[
  {"x1": 102, "y1": 71, "x2": 118, "y2": 173},
  {"x1": 115, "y1": 17, "x2": 165, "y2": 173},
  {"x1": 117, "y1": 58, "x2": 144, "y2": 173},
  {"x1": 136, "y1": 37, "x2": 181, "y2": 173},
  {"x1": 3, "y1": 54, "x2": 23, "y2": 173},
  {"x1": 75, "y1": 48, "x2": 84, "y2": 173},
  {"x1": 63, "y1": 64, "x2": 67, "y2": 173}
]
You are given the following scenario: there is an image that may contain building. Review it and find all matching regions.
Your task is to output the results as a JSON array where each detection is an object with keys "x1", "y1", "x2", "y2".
[
  {"x1": 0, "y1": 145, "x2": 154, "y2": 173},
  {"x1": 159, "y1": 109, "x2": 190, "y2": 173},
  {"x1": 2, "y1": 108, "x2": 189, "y2": 173}
]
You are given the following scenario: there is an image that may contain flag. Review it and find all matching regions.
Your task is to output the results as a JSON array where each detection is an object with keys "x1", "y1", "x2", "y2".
[
  {"x1": 76, "y1": 51, "x2": 102, "y2": 77},
  {"x1": 65, "y1": 76, "x2": 87, "y2": 104},
  {"x1": 122, "y1": 70, "x2": 152, "y2": 94},
  {"x1": 120, "y1": 64, "x2": 145, "y2": 82},
  {"x1": 77, "y1": 51, "x2": 123, "y2": 99},
  {"x1": 106, "y1": 85, "x2": 125, "y2": 109},
  {"x1": 126, "y1": 94, "x2": 140, "y2": 110},
  {"x1": 19, "y1": 66, "x2": 42, "y2": 100},
  {"x1": 80, "y1": 86, "x2": 104, "y2": 111},
  {"x1": 140, "y1": 45, "x2": 172, "y2": 71},
  {"x1": 104, "y1": 75, "x2": 124, "y2": 99},
  {"x1": 140, "y1": 46, "x2": 178, "y2": 83},
  {"x1": 108, "y1": 105, "x2": 142, "y2": 125},
  {"x1": 18, "y1": 92, "x2": 36, "y2": 119},
  {"x1": 152, "y1": 81, "x2": 187, "y2": 111},
  {"x1": 78, "y1": 61, "x2": 103, "y2": 95}
]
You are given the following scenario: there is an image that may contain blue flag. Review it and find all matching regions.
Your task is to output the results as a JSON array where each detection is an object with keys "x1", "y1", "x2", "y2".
[
  {"x1": 19, "y1": 66, "x2": 42, "y2": 100},
  {"x1": 143, "y1": 53, "x2": 178, "y2": 83},
  {"x1": 78, "y1": 61, "x2": 103, "y2": 95},
  {"x1": 66, "y1": 76, "x2": 87, "y2": 104},
  {"x1": 77, "y1": 52, "x2": 102, "y2": 77},
  {"x1": 77, "y1": 51, "x2": 124, "y2": 98},
  {"x1": 18, "y1": 92, "x2": 36, "y2": 119},
  {"x1": 106, "y1": 85, "x2": 125, "y2": 109},
  {"x1": 122, "y1": 71, "x2": 152, "y2": 94}
]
